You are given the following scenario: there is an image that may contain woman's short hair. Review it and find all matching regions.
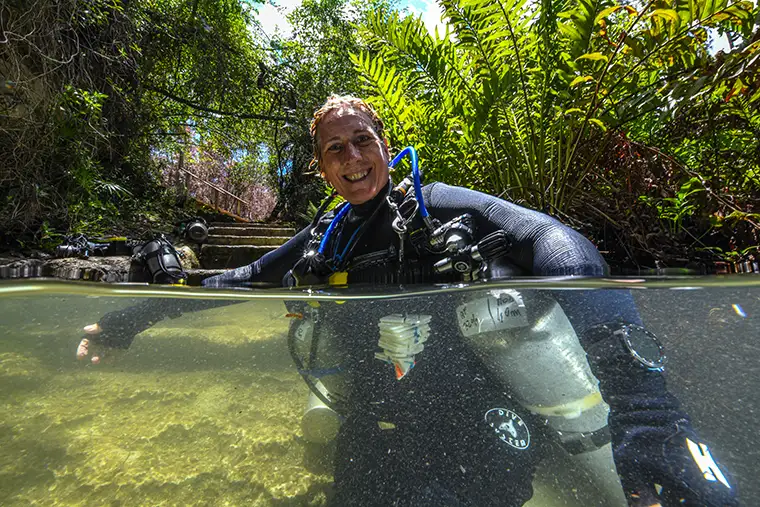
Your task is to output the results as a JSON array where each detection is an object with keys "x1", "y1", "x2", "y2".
[{"x1": 309, "y1": 95, "x2": 385, "y2": 173}]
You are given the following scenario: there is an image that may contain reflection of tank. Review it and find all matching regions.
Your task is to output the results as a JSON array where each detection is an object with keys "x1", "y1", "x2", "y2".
[
  {"x1": 302, "y1": 380, "x2": 342, "y2": 444},
  {"x1": 456, "y1": 289, "x2": 626, "y2": 506},
  {"x1": 289, "y1": 305, "x2": 346, "y2": 445},
  {"x1": 292, "y1": 292, "x2": 627, "y2": 506}
]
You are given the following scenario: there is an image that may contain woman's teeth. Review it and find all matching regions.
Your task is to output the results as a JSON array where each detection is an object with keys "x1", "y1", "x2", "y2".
[{"x1": 345, "y1": 169, "x2": 369, "y2": 182}]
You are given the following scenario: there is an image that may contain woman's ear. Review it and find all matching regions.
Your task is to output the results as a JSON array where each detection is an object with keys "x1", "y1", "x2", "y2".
[{"x1": 317, "y1": 163, "x2": 329, "y2": 185}]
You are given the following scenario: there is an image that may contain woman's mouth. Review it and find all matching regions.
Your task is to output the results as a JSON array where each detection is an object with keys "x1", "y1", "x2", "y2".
[{"x1": 344, "y1": 168, "x2": 371, "y2": 182}]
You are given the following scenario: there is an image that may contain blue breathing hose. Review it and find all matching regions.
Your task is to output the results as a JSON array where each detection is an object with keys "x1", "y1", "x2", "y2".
[
  {"x1": 318, "y1": 146, "x2": 428, "y2": 255},
  {"x1": 318, "y1": 202, "x2": 351, "y2": 254},
  {"x1": 389, "y1": 146, "x2": 429, "y2": 218}
]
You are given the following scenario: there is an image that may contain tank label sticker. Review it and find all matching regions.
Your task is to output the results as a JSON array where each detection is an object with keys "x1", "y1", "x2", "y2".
[
  {"x1": 457, "y1": 289, "x2": 528, "y2": 337},
  {"x1": 485, "y1": 408, "x2": 531, "y2": 450}
]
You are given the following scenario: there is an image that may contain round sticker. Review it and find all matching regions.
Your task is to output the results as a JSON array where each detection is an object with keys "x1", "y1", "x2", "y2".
[{"x1": 485, "y1": 408, "x2": 531, "y2": 450}]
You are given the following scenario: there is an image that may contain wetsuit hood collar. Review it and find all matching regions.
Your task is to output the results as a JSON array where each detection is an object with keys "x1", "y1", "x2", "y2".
[{"x1": 349, "y1": 178, "x2": 392, "y2": 219}]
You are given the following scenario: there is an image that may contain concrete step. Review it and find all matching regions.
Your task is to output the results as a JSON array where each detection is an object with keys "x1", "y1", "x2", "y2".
[
  {"x1": 200, "y1": 244, "x2": 276, "y2": 269},
  {"x1": 209, "y1": 225, "x2": 297, "y2": 237},
  {"x1": 184, "y1": 269, "x2": 286, "y2": 286},
  {"x1": 185, "y1": 268, "x2": 226, "y2": 286},
  {"x1": 207, "y1": 235, "x2": 292, "y2": 246}
]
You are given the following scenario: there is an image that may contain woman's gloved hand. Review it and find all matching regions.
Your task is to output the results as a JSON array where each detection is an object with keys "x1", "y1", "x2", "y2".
[
  {"x1": 617, "y1": 424, "x2": 738, "y2": 507},
  {"x1": 76, "y1": 323, "x2": 125, "y2": 364}
]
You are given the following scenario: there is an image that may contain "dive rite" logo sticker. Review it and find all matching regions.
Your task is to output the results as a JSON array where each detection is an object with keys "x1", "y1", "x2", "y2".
[{"x1": 485, "y1": 408, "x2": 531, "y2": 450}]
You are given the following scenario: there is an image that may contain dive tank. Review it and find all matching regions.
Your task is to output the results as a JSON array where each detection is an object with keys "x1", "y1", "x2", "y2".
[
  {"x1": 290, "y1": 304, "x2": 347, "y2": 444},
  {"x1": 132, "y1": 236, "x2": 187, "y2": 284},
  {"x1": 456, "y1": 288, "x2": 627, "y2": 506},
  {"x1": 303, "y1": 380, "x2": 342, "y2": 444}
]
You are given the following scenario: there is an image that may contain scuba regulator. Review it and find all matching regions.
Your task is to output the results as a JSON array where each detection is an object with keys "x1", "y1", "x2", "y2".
[
  {"x1": 55, "y1": 234, "x2": 132, "y2": 258},
  {"x1": 428, "y1": 215, "x2": 511, "y2": 277}
]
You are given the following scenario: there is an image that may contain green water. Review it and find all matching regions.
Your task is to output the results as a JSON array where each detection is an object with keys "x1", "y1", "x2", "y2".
[{"x1": 0, "y1": 278, "x2": 758, "y2": 506}]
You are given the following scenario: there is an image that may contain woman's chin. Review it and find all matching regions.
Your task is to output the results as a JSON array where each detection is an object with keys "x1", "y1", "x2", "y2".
[{"x1": 344, "y1": 184, "x2": 379, "y2": 204}]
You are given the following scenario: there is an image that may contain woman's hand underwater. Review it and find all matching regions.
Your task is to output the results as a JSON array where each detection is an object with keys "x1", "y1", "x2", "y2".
[{"x1": 76, "y1": 324, "x2": 118, "y2": 364}]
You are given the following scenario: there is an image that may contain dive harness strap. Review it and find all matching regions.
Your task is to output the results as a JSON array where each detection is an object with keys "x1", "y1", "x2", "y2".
[
  {"x1": 557, "y1": 426, "x2": 612, "y2": 455},
  {"x1": 289, "y1": 181, "x2": 403, "y2": 286}
]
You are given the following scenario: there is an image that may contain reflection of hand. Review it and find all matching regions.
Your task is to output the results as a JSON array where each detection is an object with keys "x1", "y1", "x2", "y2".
[{"x1": 76, "y1": 324, "x2": 109, "y2": 364}]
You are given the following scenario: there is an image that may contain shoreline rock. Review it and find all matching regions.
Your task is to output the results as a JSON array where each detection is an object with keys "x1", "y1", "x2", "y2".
[
  {"x1": 0, "y1": 246, "x2": 217, "y2": 285},
  {"x1": 0, "y1": 255, "x2": 147, "y2": 283}
]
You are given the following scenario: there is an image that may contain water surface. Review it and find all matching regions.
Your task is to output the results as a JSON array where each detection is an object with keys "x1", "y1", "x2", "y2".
[{"x1": 0, "y1": 278, "x2": 757, "y2": 506}]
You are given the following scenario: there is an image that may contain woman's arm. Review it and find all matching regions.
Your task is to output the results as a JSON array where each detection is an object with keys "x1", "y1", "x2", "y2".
[
  {"x1": 422, "y1": 182, "x2": 607, "y2": 276},
  {"x1": 422, "y1": 183, "x2": 736, "y2": 504},
  {"x1": 80, "y1": 227, "x2": 312, "y2": 352}
]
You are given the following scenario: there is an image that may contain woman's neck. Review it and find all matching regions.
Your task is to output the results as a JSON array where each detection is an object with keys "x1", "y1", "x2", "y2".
[{"x1": 349, "y1": 179, "x2": 391, "y2": 220}]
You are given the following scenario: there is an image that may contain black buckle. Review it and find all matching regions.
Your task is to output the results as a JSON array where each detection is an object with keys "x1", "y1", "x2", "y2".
[{"x1": 558, "y1": 426, "x2": 611, "y2": 455}]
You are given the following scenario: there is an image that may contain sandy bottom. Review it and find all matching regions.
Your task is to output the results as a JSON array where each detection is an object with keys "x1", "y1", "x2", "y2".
[{"x1": 0, "y1": 297, "x2": 613, "y2": 506}]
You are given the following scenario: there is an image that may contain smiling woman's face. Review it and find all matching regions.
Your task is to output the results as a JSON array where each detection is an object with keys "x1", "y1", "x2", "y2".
[{"x1": 316, "y1": 106, "x2": 390, "y2": 205}]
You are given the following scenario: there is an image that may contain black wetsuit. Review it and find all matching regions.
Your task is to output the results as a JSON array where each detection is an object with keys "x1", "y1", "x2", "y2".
[{"x1": 95, "y1": 182, "x2": 737, "y2": 506}]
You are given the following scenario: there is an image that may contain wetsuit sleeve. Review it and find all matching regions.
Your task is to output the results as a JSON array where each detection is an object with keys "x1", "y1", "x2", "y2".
[
  {"x1": 420, "y1": 183, "x2": 735, "y2": 504},
  {"x1": 554, "y1": 290, "x2": 738, "y2": 505},
  {"x1": 422, "y1": 182, "x2": 607, "y2": 276},
  {"x1": 92, "y1": 227, "x2": 312, "y2": 349}
]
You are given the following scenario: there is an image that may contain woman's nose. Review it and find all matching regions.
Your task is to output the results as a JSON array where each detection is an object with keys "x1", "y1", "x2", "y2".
[{"x1": 344, "y1": 142, "x2": 361, "y2": 161}]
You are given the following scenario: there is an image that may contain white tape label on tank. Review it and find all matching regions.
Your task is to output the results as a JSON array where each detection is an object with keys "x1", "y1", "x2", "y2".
[{"x1": 457, "y1": 289, "x2": 528, "y2": 337}]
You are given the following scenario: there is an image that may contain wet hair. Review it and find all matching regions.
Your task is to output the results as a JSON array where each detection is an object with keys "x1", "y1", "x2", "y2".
[{"x1": 309, "y1": 95, "x2": 385, "y2": 174}]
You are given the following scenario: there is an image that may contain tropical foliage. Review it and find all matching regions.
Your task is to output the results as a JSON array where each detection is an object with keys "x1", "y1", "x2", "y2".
[
  {"x1": 1, "y1": 0, "x2": 758, "y2": 269},
  {"x1": 353, "y1": 0, "x2": 759, "y2": 267}
]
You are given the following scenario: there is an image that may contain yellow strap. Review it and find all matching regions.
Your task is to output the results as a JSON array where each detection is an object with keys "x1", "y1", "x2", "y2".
[
  {"x1": 328, "y1": 271, "x2": 348, "y2": 286},
  {"x1": 523, "y1": 391, "x2": 603, "y2": 419}
]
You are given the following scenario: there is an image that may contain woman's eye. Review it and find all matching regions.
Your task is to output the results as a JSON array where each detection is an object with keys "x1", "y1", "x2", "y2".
[
  {"x1": 357, "y1": 135, "x2": 371, "y2": 144},
  {"x1": 327, "y1": 144, "x2": 342, "y2": 152}
]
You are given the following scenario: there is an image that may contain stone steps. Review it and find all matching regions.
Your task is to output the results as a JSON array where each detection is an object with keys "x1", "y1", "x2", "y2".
[
  {"x1": 209, "y1": 225, "x2": 296, "y2": 237},
  {"x1": 206, "y1": 235, "x2": 292, "y2": 246},
  {"x1": 199, "y1": 222, "x2": 297, "y2": 269}
]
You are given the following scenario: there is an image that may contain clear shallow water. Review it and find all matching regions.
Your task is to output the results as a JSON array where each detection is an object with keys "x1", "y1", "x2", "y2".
[{"x1": 0, "y1": 278, "x2": 758, "y2": 506}]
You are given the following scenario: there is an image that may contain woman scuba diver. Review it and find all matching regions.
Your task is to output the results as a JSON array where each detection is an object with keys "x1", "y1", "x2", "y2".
[{"x1": 77, "y1": 95, "x2": 737, "y2": 507}]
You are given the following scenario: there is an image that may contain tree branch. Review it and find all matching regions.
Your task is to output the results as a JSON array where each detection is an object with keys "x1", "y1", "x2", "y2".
[{"x1": 146, "y1": 85, "x2": 290, "y2": 122}]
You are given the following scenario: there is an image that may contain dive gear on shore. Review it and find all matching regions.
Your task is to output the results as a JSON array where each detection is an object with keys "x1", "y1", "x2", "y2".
[
  {"x1": 183, "y1": 218, "x2": 209, "y2": 244},
  {"x1": 132, "y1": 235, "x2": 187, "y2": 284},
  {"x1": 55, "y1": 234, "x2": 133, "y2": 258}
]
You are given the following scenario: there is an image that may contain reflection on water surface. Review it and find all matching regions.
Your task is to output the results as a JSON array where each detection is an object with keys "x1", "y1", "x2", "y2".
[{"x1": 0, "y1": 279, "x2": 757, "y2": 506}]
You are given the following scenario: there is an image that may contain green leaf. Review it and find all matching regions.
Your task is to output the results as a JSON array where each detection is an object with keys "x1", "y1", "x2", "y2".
[
  {"x1": 594, "y1": 6, "x2": 623, "y2": 24},
  {"x1": 576, "y1": 52, "x2": 608, "y2": 62},
  {"x1": 588, "y1": 118, "x2": 607, "y2": 131},
  {"x1": 569, "y1": 75, "x2": 594, "y2": 87},
  {"x1": 648, "y1": 9, "x2": 681, "y2": 27}
]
